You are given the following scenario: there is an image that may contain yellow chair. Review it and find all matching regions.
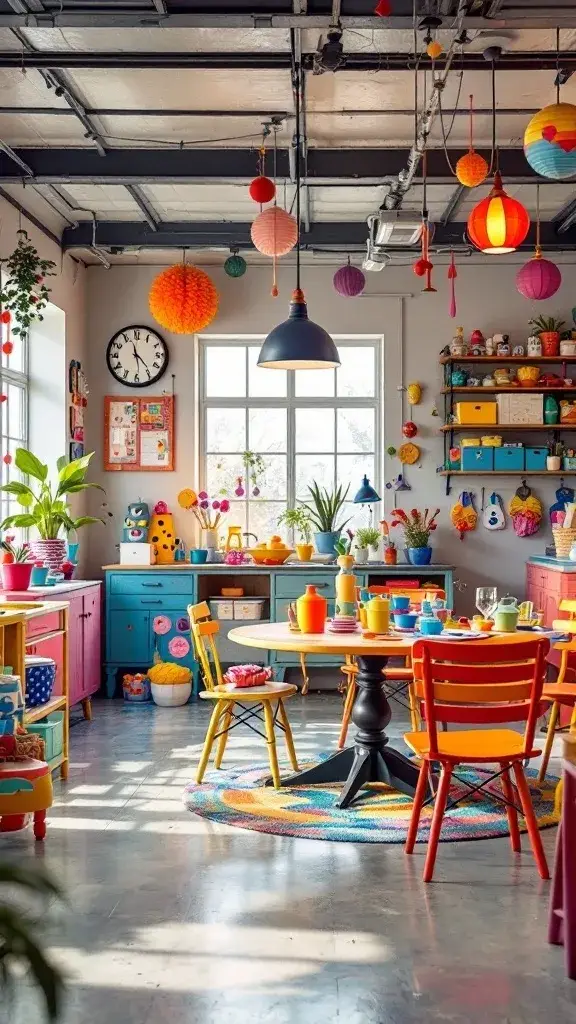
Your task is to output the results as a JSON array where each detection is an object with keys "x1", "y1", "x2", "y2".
[
  {"x1": 538, "y1": 636, "x2": 576, "y2": 783},
  {"x1": 189, "y1": 602, "x2": 299, "y2": 787},
  {"x1": 553, "y1": 599, "x2": 576, "y2": 634}
]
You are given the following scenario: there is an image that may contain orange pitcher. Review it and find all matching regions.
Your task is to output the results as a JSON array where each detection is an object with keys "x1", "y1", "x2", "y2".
[{"x1": 296, "y1": 585, "x2": 327, "y2": 634}]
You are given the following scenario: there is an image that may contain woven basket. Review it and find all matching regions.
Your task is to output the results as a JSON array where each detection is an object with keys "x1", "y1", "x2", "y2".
[{"x1": 552, "y1": 526, "x2": 576, "y2": 559}]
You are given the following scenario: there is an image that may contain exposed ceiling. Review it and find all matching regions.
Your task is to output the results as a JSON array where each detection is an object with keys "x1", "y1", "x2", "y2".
[{"x1": 0, "y1": 2, "x2": 575, "y2": 264}]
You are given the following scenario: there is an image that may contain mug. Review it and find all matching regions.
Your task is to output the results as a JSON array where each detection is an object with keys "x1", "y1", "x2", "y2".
[
  {"x1": 390, "y1": 596, "x2": 410, "y2": 611},
  {"x1": 190, "y1": 549, "x2": 208, "y2": 564}
]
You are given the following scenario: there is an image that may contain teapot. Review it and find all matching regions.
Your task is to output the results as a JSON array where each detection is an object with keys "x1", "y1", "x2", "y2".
[{"x1": 493, "y1": 596, "x2": 519, "y2": 633}]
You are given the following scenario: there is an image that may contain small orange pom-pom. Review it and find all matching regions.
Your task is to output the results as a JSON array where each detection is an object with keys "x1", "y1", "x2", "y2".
[
  {"x1": 271, "y1": 284, "x2": 279, "y2": 297},
  {"x1": 2, "y1": 342, "x2": 13, "y2": 355},
  {"x1": 149, "y1": 264, "x2": 218, "y2": 334},
  {"x1": 456, "y1": 150, "x2": 489, "y2": 188},
  {"x1": 426, "y1": 40, "x2": 443, "y2": 60},
  {"x1": 3, "y1": 453, "x2": 11, "y2": 465},
  {"x1": 413, "y1": 258, "x2": 430, "y2": 277},
  {"x1": 0, "y1": 311, "x2": 11, "y2": 324}
]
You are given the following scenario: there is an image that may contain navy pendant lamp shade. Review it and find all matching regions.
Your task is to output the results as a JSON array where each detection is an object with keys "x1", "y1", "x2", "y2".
[
  {"x1": 354, "y1": 475, "x2": 381, "y2": 504},
  {"x1": 257, "y1": 288, "x2": 340, "y2": 369},
  {"x1": 257, "y1": 58, "x2": 339, "y2": 371}
]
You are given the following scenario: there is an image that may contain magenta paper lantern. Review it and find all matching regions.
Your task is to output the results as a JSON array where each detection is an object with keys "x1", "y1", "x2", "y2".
[
  {"x1": 516, "y1": 251, "x2": 562, "y2": 301},
  {"x1": 333, "y1": 262, "x2": 365, "y2": 297}
]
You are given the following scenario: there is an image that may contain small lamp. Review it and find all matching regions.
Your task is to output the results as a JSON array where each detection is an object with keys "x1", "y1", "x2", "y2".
[{"x1": 354, "y1": 476, "x2": 381, "y2": 505}]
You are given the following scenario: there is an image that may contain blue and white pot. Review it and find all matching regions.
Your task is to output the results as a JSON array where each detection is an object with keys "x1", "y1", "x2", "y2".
[{"x1": 25, "y1": 656, "x2": 56, "y2": 708}]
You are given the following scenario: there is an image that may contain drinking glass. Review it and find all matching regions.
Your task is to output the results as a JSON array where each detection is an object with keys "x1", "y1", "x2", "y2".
[{"x1": 476, "y1": 586, "x2": 497, "y2": 618}]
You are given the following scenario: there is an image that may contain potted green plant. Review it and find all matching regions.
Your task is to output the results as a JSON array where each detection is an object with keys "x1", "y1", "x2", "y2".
[
  {"x1": 548, "y1": 440, "x2": 565, "y2": 472},
  {"x1": 300, "y1": 482, "x2": 351, "y2": 557},
  {"x1": 0, "y1": 449, "x2": 104, "y2": 569},
  {"x1": 391, "y1": 507, "x2": 440, "y2": 565},
  {"x1": 354, "y1": 525, "x2": 380, "y2": 565},
  {"x1": 0, "y1": 538, "x2": 33, "y2": 590},
  {"x1": 529, "y1": 315, "x2": 566, "y2": 357},
  {"x1": 277, "y1": 506, "x2": 313, "y2": 561}
]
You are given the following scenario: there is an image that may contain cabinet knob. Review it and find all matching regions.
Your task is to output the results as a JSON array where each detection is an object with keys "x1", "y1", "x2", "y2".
[{"x1": 127, "y1": 625, "x2": 133, "y2": 631}]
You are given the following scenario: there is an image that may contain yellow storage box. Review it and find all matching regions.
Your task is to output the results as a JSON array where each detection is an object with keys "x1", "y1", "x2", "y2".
[
  {"x1": 454, "y1": 401, "x2": 498, "y2": 425},
  {"x1": 460, "y1": 437, "x2": 481, "y2": 447},
  {"x1": 481, "y1": 435, "x2": 503, "y2": 447}
]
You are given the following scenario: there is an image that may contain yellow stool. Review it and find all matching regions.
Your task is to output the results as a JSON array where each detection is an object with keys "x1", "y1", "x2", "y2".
[{"x1": 0, "y1": 759, "x2": 53, "y2": 840}]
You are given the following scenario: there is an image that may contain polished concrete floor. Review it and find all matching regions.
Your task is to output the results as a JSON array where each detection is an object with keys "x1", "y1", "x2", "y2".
[{"x1": 2, "y1": 692, "x2": 576, "y2": 1024}]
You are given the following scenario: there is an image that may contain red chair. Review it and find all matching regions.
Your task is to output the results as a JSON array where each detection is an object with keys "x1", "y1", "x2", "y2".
[{"x1": 405, "y1": 637, "x2": 550, "y2": 883}]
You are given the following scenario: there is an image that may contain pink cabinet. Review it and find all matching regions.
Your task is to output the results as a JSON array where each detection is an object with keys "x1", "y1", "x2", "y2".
[
  {"x1": 526, "y1": 562, "x2": 567, "y2": 627},
  {"x1": 3, "y1": 582, "x2": 102, "y2": 717}
]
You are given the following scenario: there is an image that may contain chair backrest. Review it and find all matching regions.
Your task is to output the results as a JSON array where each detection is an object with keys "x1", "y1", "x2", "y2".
[
  {"x1": 412, "y1": 637, "x2": 549, "y2": 758},
  {"x1": 559, "y1": 599, "x2": 576, "y2": 618},
  {"x1": 188, "y1": 602, "x2": 223, "y2": 690}
]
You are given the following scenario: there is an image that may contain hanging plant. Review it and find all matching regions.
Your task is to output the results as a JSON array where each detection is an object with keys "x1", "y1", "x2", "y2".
[
  {"x1": 0, "y1": 230, "x2": 56, "y2": 335},
  {"x1": 242, "y1": 451, "x2": 265, "y2": 496}
]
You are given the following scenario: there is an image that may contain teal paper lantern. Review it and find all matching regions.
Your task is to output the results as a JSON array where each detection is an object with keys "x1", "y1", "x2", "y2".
[
  {"x1": 224, "y1": 254, "x2": 247, "y2": 278},
  {"x1": 524, "y1": 102, "x2": 576, "y2": 181}
]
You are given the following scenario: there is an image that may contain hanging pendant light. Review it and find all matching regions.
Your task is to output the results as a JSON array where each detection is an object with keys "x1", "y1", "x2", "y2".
[
  {"x1": 257, "y1": 66, "x2": 340, "y2": 370},
  {"x1": 467, "y1": 171, "x2": 530, "y2": 254}
]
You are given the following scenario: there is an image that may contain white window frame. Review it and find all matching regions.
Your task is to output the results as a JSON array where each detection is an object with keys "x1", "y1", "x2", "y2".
[
  {"x1": 197, "y1": 335, "x2": 383, "y2": 537},
  {"x1": 0, "y1": 331, "x2": 29, "y2": 532}
]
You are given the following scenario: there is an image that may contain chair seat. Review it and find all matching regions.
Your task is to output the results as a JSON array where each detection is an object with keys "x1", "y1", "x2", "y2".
[
  {"x1": 543, "y1": 682, "x2": 576, "y2": 704},
  {"x1": 404, "y1": 728, "x2": 539, "y2": 763},
  {"x1": 200, "y1": 682, "x2": 298, "y2": 701}
]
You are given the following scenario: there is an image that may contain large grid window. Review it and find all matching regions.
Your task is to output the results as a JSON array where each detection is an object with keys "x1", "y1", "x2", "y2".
[
  {"x1": 0, "y1": 329, "x2": 28, "y2": 534},
  {"x1": 199, "y1": 338, "x2": 382, "y2": 542}
]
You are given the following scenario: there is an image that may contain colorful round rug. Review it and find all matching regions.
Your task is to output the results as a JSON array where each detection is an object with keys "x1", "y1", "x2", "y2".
[{"x1": 183, "y1": 757, "x2": 559, "y2": 843}]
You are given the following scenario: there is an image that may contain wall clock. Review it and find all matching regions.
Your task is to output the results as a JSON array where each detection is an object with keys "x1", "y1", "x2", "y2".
[{"x1": 106, "y1": 325, "x2": 169, "y2": 388}]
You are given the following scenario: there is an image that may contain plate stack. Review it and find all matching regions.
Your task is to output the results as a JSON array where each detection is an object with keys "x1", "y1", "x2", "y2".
[{"x1": 328, "y1": 616, "x2": 359, "y2": 634}]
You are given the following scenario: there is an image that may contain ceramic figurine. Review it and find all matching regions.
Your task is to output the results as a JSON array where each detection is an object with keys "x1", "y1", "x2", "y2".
[
  {"x1": 123, "y1": 501, "x2": 151, "y2": 543},
  {"x1": 495, "y1": 334, "x2": 511, "y2": 356},
  {"x1": 469, "y1": 329, "x2": 485, "y2": 356},
  {"x1": 482, "y1": 374, "x2": 496, "y2": 386},
  {"x1": 451, "y1": 368, "x2": 468, "y2": 386},
  {"x1": 512, "y1": 344, "x2": 525, "y2": 356},
  {"x1": 450, "y1": 326, "x2": 467, "y2": 356},
  {"x1": 485, "y1": 336, "x2": 496, "y2": 356},
  {"x1": 467, "y1": 376, "x2": 480, "y2": 386},
  {"x1": 561, "y1": 337, "x2": 576, "y2": 356},
  {"x1": 148, "y1": 501, "x2": 177, "y2": 563},
  {"x1": 527, "y1": 335, "x2": 542, "y2": 357}
]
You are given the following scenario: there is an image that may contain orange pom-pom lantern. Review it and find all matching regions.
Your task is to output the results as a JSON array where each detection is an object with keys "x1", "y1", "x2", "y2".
[
  {"x1": 456, "y1": 150, "x2": 489, "y2": 188},
  {"x1": 148, "y1": 265, "x2": 218, "y2": 334},
  {"x1": 249, "y1": 176, "x2": 276, "y2": 204},
  {"x1": 251, "y1": 207, "x2": 298, "y2": 257},
  {"x1": 426, "y1": 40, "x2": 443, "y2": 60}
]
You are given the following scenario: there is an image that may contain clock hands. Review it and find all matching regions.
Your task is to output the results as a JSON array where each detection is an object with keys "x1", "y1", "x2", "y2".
[{"x1": 130, "y1": 339, "x2": 149, "y2": 372}]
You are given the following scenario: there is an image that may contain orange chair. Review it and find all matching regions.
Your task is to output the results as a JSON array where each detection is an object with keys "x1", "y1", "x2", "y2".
[
  {"x1": 404, "y1": 637, "x2": 550, "y2": 883},
  {"x1": 538, "y1": 638, "x2": 576, "y2": 783}
]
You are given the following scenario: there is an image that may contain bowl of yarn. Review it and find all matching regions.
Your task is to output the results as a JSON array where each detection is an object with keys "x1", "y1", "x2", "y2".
[{"x1": 148, "y1": 662, "x2": 192, "y2": 706}]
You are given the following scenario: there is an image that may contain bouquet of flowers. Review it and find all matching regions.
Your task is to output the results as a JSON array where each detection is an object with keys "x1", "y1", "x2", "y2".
[
  {"x1": 390, "y1": 507, "x2": 440, "y2": 548},
  {"x1": 178, "y1": 488, "x2": 230, "y2": 530}
]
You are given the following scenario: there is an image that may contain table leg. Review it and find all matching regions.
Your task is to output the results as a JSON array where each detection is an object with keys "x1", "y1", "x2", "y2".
[{"x1": 272, "y1": 655, "x2": 423, "y2": 806}]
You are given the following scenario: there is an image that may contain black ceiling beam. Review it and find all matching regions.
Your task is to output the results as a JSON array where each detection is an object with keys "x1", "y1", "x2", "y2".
[
  {"x1": 0, "y1": 50, "x2": 574, "y2": 72},
  {"x1": 124, "y1": 184, "x2": 159, "y2": 231},
  {"x1": 61, "y1": 219, "x2": 576, "y2": 253},
  {"x1": 0, "y1": 106, "x2": 540, "y2": 118},
  {"x1": 440, "y1": 184, "x2": 467, "y2": 226},
  {"x1": 0, "y1": 147, "x2": 544, "y2": 185}
]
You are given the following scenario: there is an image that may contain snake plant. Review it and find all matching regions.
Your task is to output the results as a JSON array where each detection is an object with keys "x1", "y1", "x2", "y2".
[{"x1": 300, "y1": 481, "x2": 351, "y2": 534}]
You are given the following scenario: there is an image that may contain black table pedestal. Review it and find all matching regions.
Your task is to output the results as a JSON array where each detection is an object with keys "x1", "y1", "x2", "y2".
[{"x1": 274, "y1": 654, "x2": 423, "y2": 808}]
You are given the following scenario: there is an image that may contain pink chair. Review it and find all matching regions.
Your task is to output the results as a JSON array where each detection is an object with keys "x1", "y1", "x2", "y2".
[{"x1": 549, "y1": 734, "x2": 576, "y2": 979}]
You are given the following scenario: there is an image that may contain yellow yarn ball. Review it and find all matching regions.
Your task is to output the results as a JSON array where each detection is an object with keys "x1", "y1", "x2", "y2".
[
  {"x1": 148, "y1": 662, "x2": 192, "y2": 685},
  {"x1": 455, "y1": 150, "x2": 489, "y2": 188}
]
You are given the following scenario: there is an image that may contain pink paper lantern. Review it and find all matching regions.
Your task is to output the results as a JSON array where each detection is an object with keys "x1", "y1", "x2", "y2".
[
  {"x1": 333, "y1": 263, "x2": 365, "y2": 297},
  {"x1": 516, "y1": 252, "x2": 562, "y2": 300},
  {"x1": 251, "y1": 207, "x2": 298, "y2": 256}
]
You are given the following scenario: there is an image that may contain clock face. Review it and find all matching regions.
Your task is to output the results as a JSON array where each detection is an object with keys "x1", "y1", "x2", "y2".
[{"x1": 106, "y1": 326, "x2": 169, "y2": 388}]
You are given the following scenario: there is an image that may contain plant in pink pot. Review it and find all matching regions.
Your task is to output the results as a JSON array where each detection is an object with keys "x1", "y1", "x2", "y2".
[
  {"x1": 0, "y1": 539, "x2": 33, "y2": 589},
  {"x1": 0, "y1": 448, "x2": 105, "y2": 570}
]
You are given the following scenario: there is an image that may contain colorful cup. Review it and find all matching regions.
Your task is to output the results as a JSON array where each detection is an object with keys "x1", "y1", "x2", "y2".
[
  {"x1": 190, "y1": 549, "x2": 208, "y2": 564},
  {"x1": 390, "y1": 596, "x2": 411, "y2": 611}
]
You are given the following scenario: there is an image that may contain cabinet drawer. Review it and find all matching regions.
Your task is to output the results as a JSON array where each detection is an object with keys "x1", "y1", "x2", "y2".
[
  {"x1": 274, "y1": 573, "x2": 334, "y2": 599},
  {"x1": 26, "y1": 611, "x2": 61, "y2": 639},
  {"x1": 109, "y1": 594, "x2": 192, "y2": 611},
  {"x1": 109, "y1": 572, "x2": 193, "y2": 596}
]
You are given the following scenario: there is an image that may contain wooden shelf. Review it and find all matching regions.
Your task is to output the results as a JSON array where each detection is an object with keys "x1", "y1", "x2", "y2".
[
  {"x1": 24, "y1": 694, "x2": 66, "y2": 724},
  {"x1": 441, "y1": 355, "x2": 576, "y2": 365},
  {"x1": 440, "y1": 423, "x2": 576, "y2": 432},
  {"x1": 441, "y1": 386, "x2": 576, "y2": 394},
  {"x1": 439, "y1": 470, "x2": 573, "y2": 477}
]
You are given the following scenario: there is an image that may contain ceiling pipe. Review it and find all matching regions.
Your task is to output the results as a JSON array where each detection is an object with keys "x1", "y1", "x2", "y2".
[{"x1": 383, "y1": 0, "x2": 468, "y2": 210}]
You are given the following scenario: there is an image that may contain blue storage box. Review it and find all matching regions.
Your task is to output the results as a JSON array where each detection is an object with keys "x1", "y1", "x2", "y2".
[
  {"x1": 461, "y1": 446, "x2": 494, "y2": 471},
  {"x1": 25, "y1": 656, "x2": 56, "y2": 709},
  {"x1": 26, "y1": 711, "x2": 64, "y2": 763},
  {"x1": 525, "y1": 447, "x2": 548, "y2": 471},
  {"x1": 494, "y1": 446, "x2": 525, "y2": 471}
]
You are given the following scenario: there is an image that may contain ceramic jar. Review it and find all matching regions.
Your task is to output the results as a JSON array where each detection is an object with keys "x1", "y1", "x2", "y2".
[
  {"x1": 527, "y1": 335, "x2": 542, "y2": 357},
  {"x1": 540, "y1": 331, "x2": 560, "y2": 357},
  {"x1": 548, "y1": 455, "x2": 562, "y2": 471},
  {"x1": 335, "y1": 555, "x2": 356, "y2": 617},
  {"x1": 296, "y1": 585, "x2": 327, "y2": 633},
  {"x1": 366, "y1": 595, "x2": 390, "y2": 634}
]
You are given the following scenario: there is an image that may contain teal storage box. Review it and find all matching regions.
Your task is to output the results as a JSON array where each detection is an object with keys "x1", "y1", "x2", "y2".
[
  {"x1": 525, "y1": 447, "x2": 548, "y2": 471},
  {"x1": 461, "y1": 446, "x2": 494, "y2": 471},
  {"x1": 494, "y1": 446, "x2": 524, "y2": 471},
  {"x1": 26, "y1": 711, "x2": 64, "y2": 764}
]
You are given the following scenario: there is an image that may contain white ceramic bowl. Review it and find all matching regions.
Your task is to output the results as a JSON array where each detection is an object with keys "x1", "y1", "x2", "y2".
[{"x1": 151, "y1": 682, "x2": 192, "y2": 707}]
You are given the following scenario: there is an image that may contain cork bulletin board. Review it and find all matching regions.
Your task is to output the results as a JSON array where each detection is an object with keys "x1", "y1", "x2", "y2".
[{"x1": 104, "y1": 395, "x2": 175, "y2": 471}]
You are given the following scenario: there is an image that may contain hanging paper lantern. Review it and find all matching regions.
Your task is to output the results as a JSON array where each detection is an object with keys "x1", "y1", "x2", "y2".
[
  {"x1": 249, "y1": 176, "x2": 276, "y2": 204},
  {"x1": 467, "y1": 172, "x2": 530, "y2": 254},
  {"x1": 426, "y1": 40, "x2": 443, "y2": 60},
  {"x1": 224, "y1": 254, "x2": 247, "y2": 278},
  {"x1": 413, "y1": 258, "x2": 429, "y2": 277},
  {"x1": 516, "y1": 250, "x2": 562, "y2": 301},
  {"x1": 3, "y1": 453, "x2": 11, "y2": 465},
  {"x1": 333, "y1": 262, "x2": 365, "y2": 297},
  {"x1": 456, "y1": 150, "x2": 489, "y2": 188},
  {"x1": 524, "y1": 102, "x2": 576, "y2": 181},
  {"x1": 0, "y1": 311, "x2": 10, "y2": 324},
  {"x1": 149, "y1": 264, "x2": 218, "y2": 334},
  {"x1": 374, "y1": 0, "x2": 391, "y2": 14},
  {"x1": 251, "y1": 207, "x2": 298, "y2": 257},
  {"x1": 2, "y1": 342, "x2": 13, "y2": 355}
]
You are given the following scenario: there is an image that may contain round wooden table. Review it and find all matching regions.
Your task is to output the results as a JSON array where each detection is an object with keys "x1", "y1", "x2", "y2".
[{"x1": 228, "y1": 622, "x2": 542, "y2": 809}]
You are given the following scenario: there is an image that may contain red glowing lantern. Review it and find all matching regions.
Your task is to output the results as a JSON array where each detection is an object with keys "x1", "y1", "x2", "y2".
[
  {"x1": 3, "y1": 453, "x2": 11, "y2": 465},
  {"x1": 0, "y1": 311, "x2": 10, "y2": 324},
  {"x1": 516, "y1": 249, "x2": 562, "y2": 301},
  {"x1": 249, "y1": 176, "x2": 276, "y2": 204},
  {"x1": 374, "y1": 0, "x2": 391, "y2": 14},
  {"x1": 402, "y1": 421, "x2": 418, "y2": 438},
  {"x1": 467, "y1": 172, "x2": 530, "y2": 254},
  {"x1": 2, "y1": 342, "x2": 13, "y2": 355}
]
